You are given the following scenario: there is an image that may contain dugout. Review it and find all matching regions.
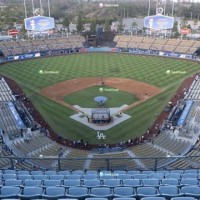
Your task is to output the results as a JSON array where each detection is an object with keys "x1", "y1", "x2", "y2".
[{"x1": 91, "y1": 108, "x2": 111, "y2": 124}]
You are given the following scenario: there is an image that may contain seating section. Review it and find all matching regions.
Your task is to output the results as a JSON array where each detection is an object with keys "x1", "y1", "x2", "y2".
[
  {"x1": 0, "y1": 35, "x2": 86, "y2": 56},
  {"x1": 0, "y1": 169, "x2": 200, "y2": 199},
  {"x1": 114, "y1": 35, "x2": 198, "y2": 54}
]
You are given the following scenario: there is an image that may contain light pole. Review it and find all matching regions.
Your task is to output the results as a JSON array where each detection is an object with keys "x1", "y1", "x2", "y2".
[
  {"x1": 48, "y1": 0, "x2": 51, "y2": 17},
  {"x1": 31, "y1": 0, "x2": 35, "y2": 16},
  {"x1": 23, "y1": 0, "x2": 27, "y2": 18}
]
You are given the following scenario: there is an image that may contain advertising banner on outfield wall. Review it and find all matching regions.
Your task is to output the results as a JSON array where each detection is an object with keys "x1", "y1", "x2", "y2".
[
  {"x1": 24, "y1": 16, "x2": 55, "y2": 31},
  {"x1": 6, "y1": 53, "x2": 41, "y2": 61}
]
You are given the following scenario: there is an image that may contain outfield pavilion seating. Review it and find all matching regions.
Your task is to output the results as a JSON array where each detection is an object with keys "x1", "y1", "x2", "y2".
[
  {"x1": 162, "y1": 45, "x2": 177, "y2": 52},
  {"x1": 114, "y1": 35, "x2": 198, "y2": 54},
  {"x1": 142, "y1": 37, "x2": 155, "y2": 44},
  {"x1": 154, "y1": 38, "x2": 168, "y2": 45},
  {"x1": 174, "y1": 46, "x2": 190, "y2": 54},
  {"x1": 113, "y1": 35, "x2": 121, "y2": 43},
  {"x1": 4, "y1": 41, "x2": 20, "y2": 49},
  {"x1": 179, "y1": 40, "x2": 195, "y2": 47},
  {"x1": 165, "y1": 39, "x2": 181, "y2": 46},
  {"x1": 116, "y1": 42, "x2": 128, "y2": 48},
  {"x1": 150, "y1": 44, "x2": 164, "y2": 51}
]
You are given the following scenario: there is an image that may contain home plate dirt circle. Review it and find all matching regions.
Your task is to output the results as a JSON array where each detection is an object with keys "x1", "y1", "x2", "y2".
[{"x1": 40, "y1": 77, "x2": 161, "y2": 111}]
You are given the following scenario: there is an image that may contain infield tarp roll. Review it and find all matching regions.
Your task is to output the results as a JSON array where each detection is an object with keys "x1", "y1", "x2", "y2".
[{"x1": 177, "y1": 100, "x2": 193, "y2": 126}]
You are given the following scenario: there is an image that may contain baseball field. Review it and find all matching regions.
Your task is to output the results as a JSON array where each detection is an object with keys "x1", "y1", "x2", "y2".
[{"x1": 0, "y1": 53, "x2": 199, "y2": 144}]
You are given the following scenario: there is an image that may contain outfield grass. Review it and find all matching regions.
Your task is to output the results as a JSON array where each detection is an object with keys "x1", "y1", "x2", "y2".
[
  {"x1": 63, "y1": 85, "x2": 138, "y2": 108},
  {"x1": 0, "y1": 53, "x2": 199, "y2": 144}
]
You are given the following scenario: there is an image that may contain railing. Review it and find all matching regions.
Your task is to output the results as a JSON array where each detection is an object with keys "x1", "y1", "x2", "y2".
[{"x1": 1, "y1": 155, "x2": 199, "y2": 171}]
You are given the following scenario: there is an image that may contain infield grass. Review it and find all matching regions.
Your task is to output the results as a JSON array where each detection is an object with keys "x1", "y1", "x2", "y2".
[
  {"x1": 63, "y1": 85, "x2": 138, "y2": 108},
  {"x1": 0, "y1": 53, "x2": 199, "y2": 144}
]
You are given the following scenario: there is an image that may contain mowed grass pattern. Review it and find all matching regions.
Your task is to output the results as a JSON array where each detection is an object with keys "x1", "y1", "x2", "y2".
[
  {"x1": 63, "y1": 86, "x2": 138, "y2": 108},
  {"x1": 0, "y1": 53, "x2": 199, "y2": 144}
]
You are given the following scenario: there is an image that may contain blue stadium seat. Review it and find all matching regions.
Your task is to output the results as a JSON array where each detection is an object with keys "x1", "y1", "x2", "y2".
[
  {"x1": 58, "y1": 170, "x2": 71, "y2": 176},
  {"x1": 116, "y1": 174, "x2": 132, "y2": 180},
  {"x1": 182, "y1": 173, "x2": 198, "y2": 179},
  {"x1": 184, "y1": 169, "x2": 198, "y2": 174},
  {"x1": 170, "y1": 170, "x2": 184, "y2": 174},
  {"x1": 66, "y1": 186, "x2": 88, "y2": 198},
  {"x1": 85, "y1": 198, "x2": 108, "y2": 200},
  {"x1": 180, "y1": 178, "x2": 198, "y2": 186},
  {"x1": 181, "y1": 185, "x2": 200, "y2": 198},
  {"x1": 72, "y1": 170, "x2": 85, "y2": 176},
  {"x1": 102, "y1": 179, "x2": 121, "y2": 188},
  {"x1": 31, "y1": 170, "x2": 44, "y2": 175},
  {"x1": 42, "y1": 186, "x2": 65, "y2": 199},
  {"x1": 126, "y1": 171, "x2": 140, "y2": 175},
  {"x1": 17, "y1": 174, "x2": 32, "y2": 180},
  {"x1": 2, "y1": 174, "x2": 16, "y2": 180},
  {"x1": 142, "y1": 178, "x2": 160, "y2": 187},
  {"x1": 113, "y1": 170, "x2": 127, "y2": 175},
  {"x1": 82, "y1": 179, "x2": 101, "y2": 188},
  {"x1": 18, "y1": 186, "x2": 43, "y2": 199},
  {"x1": 17, "y1": 170, "x2": 30, "y2": 175},
  {"x1": 4, "y1": 179, "x2": 22, "y2": 187},
  {"x1": 61, "y1": 179, "x2": 82, "y2": 188},
  {"x1": 141, "y1": 197, "x2": 166, "y2": 200},
  {"x1": 123, "y1": 179, "x2": 141, "y2": 187},
  {"x1": 149, "y1": 172, "x2": 165, "y2": 180},
  {"x1": 161, "y1": 178, "x2": 179, "y2": 186},
  {"x1": 171, "y1": 197, "x2": 197, "y2": 200},
  {"x1": 49, "y1": 174, "x2": 65, "y2": 180},
  {"x1": 137, "y1": 186, "x2": 159, "y2": 198},
  {"x1": 141, "y1": 171, "x2": 155, "y2": 175},
  {"x1": 0, "y1": 186, "x2": 21, "y2": 199},
  {"x1": 113, "y1": 186, "x2": 136, "y2": 198},
  {"x1": 159, "y1": 185, "x2": 183, "y2": 198},
  {"x1": 23, "y1": 179, "x2": 42, "y2": 187},
  {"x1": 100, "y1": 175, "x2": 115, "y2": 180},
  {"x1": 83, "y1": 174, "x2": 99, "y2": 180},
  {"x1": 66, "y1": 174, "x2": 82, "y2": 180},
  {"x1": 113, "y1": 198, "x2": 136, "y2": 200},
  {"x1": 33, "y1": 174, "x2": 49, "y2": 180},
  {"x1": 165, "y1": 173, "x2": 181, "y2": 179},
  {"x1": 44, "y1": 170, "x2": 57, "y2": 175},
  {"x1": 42, "y1": 179, "x2": 62, "y2": 188},
  {"x1": 3, "y1": 170, "x2": 16, "y2": 174},
  {"x1": 85, "y1": 170, "x2": 99, "y2": 175},
  {"x1": 134, "y1": 174, "x2": 149, "y2": 180},
  {"x1": 90, "y1": 187, "x2": 112, "y2": 198}
]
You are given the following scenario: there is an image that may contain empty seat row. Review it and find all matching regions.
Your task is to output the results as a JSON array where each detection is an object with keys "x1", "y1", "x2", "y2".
[
  {"x1": 1, "y1": 169, "x2": 199, "y2": 175},
  {"x1": 0, "y1": 185, "x2": 199, "y2": 199},
  {"x1": 1, "y1": 172, "x2": 200, "y2": 181},
  {"x1": 1, "y1": 178, "x2": 200, "y2": 188}
]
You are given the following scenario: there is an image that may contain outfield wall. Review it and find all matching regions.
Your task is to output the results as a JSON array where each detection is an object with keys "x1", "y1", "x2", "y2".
[{"x1": 1, "y1": 46, "x2": 199, "y2": 64}]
